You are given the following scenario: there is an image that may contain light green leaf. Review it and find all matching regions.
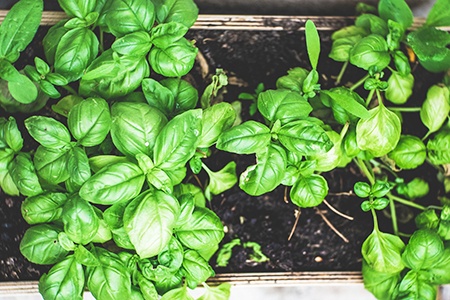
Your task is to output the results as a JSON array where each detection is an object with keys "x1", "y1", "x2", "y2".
[
  {"x1": 290, "y1": 174, "x2": 328, "y2": 207},
  {"x1": 216, "y1": 121, "x2": 271, "y2": 154}
]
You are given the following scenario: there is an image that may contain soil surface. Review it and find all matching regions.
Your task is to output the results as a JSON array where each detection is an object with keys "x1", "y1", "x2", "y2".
[{"x1": 0, "y1": 25, "x2": 445, "y2": 281}]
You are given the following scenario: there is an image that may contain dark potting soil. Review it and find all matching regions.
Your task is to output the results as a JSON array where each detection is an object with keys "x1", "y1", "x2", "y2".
[{"x1": 0, "y1": 25, "x2": 445, "y2": 281}]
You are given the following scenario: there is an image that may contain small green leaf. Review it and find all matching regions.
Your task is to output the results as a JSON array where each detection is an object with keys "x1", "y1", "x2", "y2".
[
  {"x1": 350, "y1": 34, "x2": 390, "y2": 71},
  {"x1": 290, "y1": 174, "x2": 328, "y2": 208},
  {"x1": 305, "y1": 20, "x2": 320, "y2": 69}
]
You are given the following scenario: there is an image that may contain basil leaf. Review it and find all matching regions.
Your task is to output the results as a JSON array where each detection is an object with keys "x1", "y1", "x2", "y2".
[
  {"x1": 421, "y1": 249, "x2": 450, "y2": 285},
  {"x1": 39, "y1": 255, "x2": 85, "y2": 300},
  {"x1": 310, "y1": 130, "x2": 344, "y2": 172},
  {"x1": 322, "y1": 87, "x2": 369, "y2": 121},
  {"x1": 198, "y1": 283, "x2": 231, "y2": 300},
  {"x1": 150, "y1": 22, "x2": 189, "y2": 49},
  {"x1": 62, "y1": 195, "x2": 99, "y2": 245},
  {"x1": 198, "y1": 102, "x2": 236, "y2": 148},
  {"x1": 123, "y1": 190, "x2": 180, "y2": 258},
  {"x1": 34, "y1": 145, "x2": 71, "y2": 184},
  {"x1": 8, "y1": 153, "x2": 43, "y2": 197},
  {"x1": 397, "y1": 270, "x2": 437, "y2": 300},
  {"x1": 182, "y1": 250, "x2": 215, "y2": 289},
  {"x1": 420, "y1": 85, "x2": 450, "y2": 135},
  {"x1": 305, "y1": 20, "x2": 320, "y2": 69},
  {"x1": 356, "y1": 105, "x2": 401, "y2": 157},
  {"x1": 161, "y1": 78, "x2": 198, "y2": 115},
  {"x1": 161, "y1": 286, "x2": 194, "y2": 300},
  {"x1": 257, "y1": 90, "x2": 312, "y2": 124},
  {"x1": 105, "y1": 0, "x2": 155, "y2": 37},
  {"x1": 158, "y1": 236, "x2": 184, "y2": 271},
  {"x1": 152, "y1": 0, "x2": 198, "y2": 28},
  {"x1": 388, "y1": 135, "x2": 426, "y2": 170},
  {"x1": 0, "y1": 0, "x2": 43, "y2": 63},
  {"x1": 362, "y1": 260, "x2": 400, "y2": 300},
  {"x1": 88, "y1": 155, "x2": 130, "y2": 173},
  {"x1": 142, "y1": 78, "x2": 175, "y2": 116},
  {"x1": 43, "y1": 20, "x2": 69, "y2": 65},
  {"x1": 175, "y1": 194, "x2": 196, "y2": 228},
  {"x1": 0, "y1": 60, "x2": 38, "y2": 104},
  {"x1": 173, "y1": 183, "x2": 206, "y2": 208},
  {"x1": 362, "y1": 229, "x2": 405, "y2": 273},
  {"x1": 239, "y1": 144, "x2": 286, "y2": 196},
  {"x1": 20, "y1": 224, "x2": 69, "y2": 265},
  {"x1": 154, "y1": 109, "x2": 202, "y2": 169},
  {"x1": 68, "y1": 97, "x2": 111, "y2": 147},
  {"x1": 402, "y1": 229, "x2": 444, "y2": 270},
  {"x1": 176, "y1": 207, "x2": 224, "y2": 251},
  {"x1": 216, "y1": 121, "x2": 271, "y2": 155},
  {"x1": 67, "y1": 147, "x2": 91, "y2": 188},
  {"x1": 111, "y1": 31, "x2": 152, "y2": 57},
  {"x1": 21, "y1": 192, "x2": 68, "y2": 225},
  {"x1": 355, "y1": 14, "x2": 388, "y2": 36},
  {"x1": 55, "y1": 28, "x2": 99, "y2": 82},
  {"x1": 350, "y1": 34, "x2": 390, "y2": 71},
  {"x1": 25, "y1": 116, "x2": 71, "y2": 149},
  {"x1": 378, "y1": 0, "x2": 413, "y2": 30},
  {"x1": 149, "y1": 38, "x2": 198, "y2": 77},
  {"x1": 86, "y1": 247, "x2": 132, "y2": 300},
  {"x1": 329, "y1": 35, "x2": 363, "y2": 62},
  {"x1": 385, "y1": 71, "x2": 414, "y2": 105},
  {"x1": 204, "y1": 161, "x2": 237, "y2": 197},
  {"x1": 111, "y1": 102, "x2": 167, "y2": 158},
  {"x1": 291, "y1": 174, "x2": 328, "y2": 208},
  {"x1": 278, "y1": 120, "x2": 333, "y2": 155},
  {"x1": 79, "y1": 162, "x2": 145, "y2": 205},
  {"x1": 58, "y1": 0, "x2": 97, "y2": 19},
  {"x1": 397, "y1": 178, "x2": 429, "y2": 200},
  {"x1": 426, "y1": 0, "x2": 450, "y2": 27},
  {"x1": 4, "y1": 117, "x2": 23, "y2": 153},
  {"x1": 427, "y1": 129, "x2": 450, "y2": 165}
]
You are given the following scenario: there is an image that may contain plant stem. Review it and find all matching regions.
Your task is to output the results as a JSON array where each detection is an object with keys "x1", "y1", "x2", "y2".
[
  {"x1": 365, "y1": 89, "x2": 376, "y2": 107},
  {"x1": 99, "y1": 28, "x2": 105, "y2": 53},
  {"x1": 62, "y1": 84, "x2": 77, "y2": 95},
  {"x1": 371, "y1": 208, "x2": 379, "y2": 231},
  {"x1": 389, "y1": 198, "x2": 399, "y2": 236},
  {"x1": 339, "y1": 121, "x2": 350, "y2": 140},
  {"x1": 335, "y1": 61, "x2": 348, "y2": 85},
  {"x1": 350, "y1": 74, "x2": 370, "y2": 92},
  {"x1": 388, "y1": 193, "x2": 426, "y2": 211},
  {"x1": 355, "y1": 157, "x2": 375, "y2": 185},
  {"x1": 422, "y1": 130, "x2": 431, "y2": 141},
  {"x1": 387, "y1": 107, "x2": 421, "y2": 112}
]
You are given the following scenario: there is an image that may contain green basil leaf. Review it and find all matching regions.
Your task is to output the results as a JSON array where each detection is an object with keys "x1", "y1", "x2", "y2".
[
  {"x1": 20, "y1": 224, "x2": 69, "y2": 265},
  {"x1": 305, "y1": 20, "x2": 320, "y2": 69},
  {"x1": 438, "y1": 206, "x2": 450, "y2": 240},
  {"x1": 68, "y1": 97, "x2": 112, "y2": 147},
  {"x1": 4, "y1": 117, "x2": 23, "y2": 153},
  {"x1": 43, "y1": 20, "x2": 70, "y2": 65},
  {"x1": 160, "y1": 78, "x2": 198, "y2": 115},
  {"x1": 74, "y1": 244, "x2": 100, "y2": 267},
  {"x1": 8, "y1": 153, "x2": 43, "y2": 197},
  {"x1": 79, "y1": 162, "x2": 145, "y2": 205},
  {"x1": 39, "y1": 80, "x2": 61, "y2": 99},
  {"x1": 112, "y1": 31, "x2": 152, "y2": 57},
  {"x1": 153, "y1": 109, "x2": 202, "y2": 169},
  {"x1": 278, "y1": 119, "x2": 333, "y2": 155},
  {"x1": 0, "y1": 0, "x2": 43, "y2": 63},
  {"x1": 239, "y1": 144, "x2": 286, "y2": 196},
  {"x1": 151, "y1": 22, "x2": 189, "y2": 49},
  {"x1": 173, "y1": 183, "x2": 205, "y2": 208},
  {"x1": 25, "y1": 116, "x2": 71, "y2": 149},
  {"x1": 123, "y1": 190, "x2": 180, "y2": 258},
  {"x1": 152, "y1": 0, "x2": 198, "y2": 28},
  {"x1": 46, "y1": 72, "x2": 68, "y2": 86},
  {"x1": 385, "y1": 71, "x2": 414, "y2": 105},
  {"x1": 149, "y1": 38, "x2": 198, "y2": 77},
  {"x1": 58, "y1": 0, "x2": 97, "y2": 19},
  {"x1": 397, "y1": 178, "x2": 429, "y2": 200},
  {"x1": 198, "y1": 102, "x2": 236, "y2": 148},
  {"x1": 420, "y1": 85, "x2": 450, "y2": 135},
  {"x1": 39, "y1": 255, "x2": 85, "y2": 300},
  {"x1": 198, "y1": 283, "x2": 231, "y2": 300},
  {"x1": 275, "y1": 67, "x2": 309, "y2": 92},
  {"x1": 67, "y1": 146, "x2": 91, "y2": 188},
  {"x1": 88, "y1": 155, "x2": 130, "y2": 173},
  {"x1": 427, "y1": 129, "x2": 450, "y2": 165},
  {"x1": 402, "y1": 229, "x2": 444, "y2": 270},
  {"x1": 176, "y1": 207, "x2": 224, "y2": 251},
  {"x1": 62, "y1": 195, "x2": 99, "y2": 245},
  {"x1": 137, "y1": 273, "x2": 159, "y2": 300},
  {"x1": 388, "y1": 135, "x2": 426, "y2": 169},
  {"x1": 421, "y1": 248, "x2": 450, "y2": 285},
  {"x1": 356, "y1": 105, "x2": 401, "y2": 157},
  {"x1": 257, "y1": 90, "x2": 312, "y2": 124},
  {"x1": 111, "y1": 102, "x2": 168, "y2": 158},
  {"x1": 362, "y1": 260, "x2": 400, "y2": 300},
  {"x1": 378, "y1": 0, "x2": 413, "y2": 30},
  {"x1": 86, "y1": 247, "x2": 132, "y2": 300},
  {"x1": 158, "y1": 236, "x2": 184, "y2": 271},
  {"x1": 415, "y1": 210, "x2": 440, "y2": 231},
  {"x1": 0, "y1": 61, "x2": 38, "y2": 104},
  {"x1": 329, "y1": 35, "x2": 363, "y2": 62},
  {"x1": 52, "y1": 95, "x2": 83, "y2": 117},
  {"x1": 354, "y1": 181, "x2": 371, "y2": 198},
  {"x1": 204, "y1": 161, "x2": 237, "y2": 197},
  {"x1": 105, "y1": 0, "x2": 155, "y2": 37},
  {"x1": 146, "y1": 167, "x2": 173, "y2": 194},
  {"x1": 161, "y1": 285, "x2": 194, "y2": 300},
  {"x1": 182, "y1": 249, "x2": 215, "y2": 289},
  {"x1": 355, "y1": 14, "x2": 388, "y2": 36},
  {"x1": 175, "y1": 194, "x2": 196, "y2": 228},
  {"x1": 397, "y1": 270, "x2": 437, "y2": 300},
  {"x1": 55, "y1": 28, "x2": 99, "y2": 82},
  {"x1": 392, "y1": 50, "x2": 410, "y2": 75},
  {"x1": 216, "y1": 121, "x2": 271, "y2": 155},
  {"x1": 142, "y1": 78, "x2": 175, "y2": 116},
  {"x1": 21, "y1": 192, "x2": 68, "y2": 225},
  {"x1": 362, "y1": 229, "x2": 405, "y2": 273},
  {"x1": 350, "y1": 34, "x2": 390, "y2": 71},
  {"x1": 290, "y1": 174, "x2": 328, "y2": 208},
  {"x1": 426, "y1": 0, "x2": 450, "y2": 27},
  {"x1": 34, "y1": 145, "x2": 71, "y2": 184},
  {"x1": 310, "y1": 130, "x2": 343, "y2": 172},
  {"x1": 322, "y1": 87, "x2": 369, "y2": 122}
]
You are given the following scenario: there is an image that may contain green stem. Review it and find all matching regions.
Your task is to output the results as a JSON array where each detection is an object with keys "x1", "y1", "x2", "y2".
[
  {"x1": 350, "y1": 74, "x2": 370, "y2": 92},
  {"x1": 355, "y1": 157, "x2": 375, "y2": 185},
  {"x1": 62, "y1": 84, "x2": 77, "y2": 95},
  {"x1": 388, "y1": 193, "x2": 426, "y2": 211},
  {"x1": 387, "y1": 107, "x2": 421, "y2": 112},
  {"x1": 389, "y1": 198, "x2": 399, "y2": 236},
  {"x1": 339, "y1": 121, "x2": 350, "y2": 140},
  {"x1": 99, "y1": 28, "x2": 105, "y2": 53},
  {"x1": 376, "y1": 89, "x2": 384, "y2": 108},
  {"x1": 371, "y1": 208, "x2": 379, "y2": 231},
  {"x1": 335, "y1": 61, "x2": 349, "y2": 85},
  {"x1": 422, "y1": 130, "x2": 431, "y2": 141},
  {"x1": 365, "y1": 89, "x2": 375, "y2": 107}
]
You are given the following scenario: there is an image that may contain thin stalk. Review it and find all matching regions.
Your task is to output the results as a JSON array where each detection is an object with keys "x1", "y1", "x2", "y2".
[
  {"x1": 323, "y1": 199, "x2": 354, "y2": 220},
  {"x1": 422, "y1": 130, "x2": 432, "y2": 141},
  {"x1": 335, "y1": 61, "x2": 348, "y2": 85},
  {"x1": 387, "y1": 107, "x2": 421, "y2": 112},
  {"x1": 365, "y1": 89, "x2": 376, "y2": 107},
  {"x1": 99, "y1": 28, "x2": 105, "y2": 53},
  {"x1": 315, "y1": 207, "x2": 349, "y2": 243},
  {"x1": 288, "y1": 209, "x2": 301, "y2": 241},
  {"x1": 376, "y1": 89, "x2": 384, "y2": 108},
  {"x1": 389, "y1": 198, "x2": 399, "y2": 236},
  {"x1": 371, "y1": 208, "x2": 379, "y2": 231},
  {"x1": 355, "y1": 157, "x2": 375, "y2": 185},
  {"x1": 339, "y1": 121, "x2": 350, "y2": 140},
  {"x1": 62, "y1": 84, "x2": 77, "y2": 95},
  {"x1": 388, "y1": 193, "x2": 426, "y2": 211},
  {"x1": 349, "y1": 74, "x2": 370, "y2": 92}
]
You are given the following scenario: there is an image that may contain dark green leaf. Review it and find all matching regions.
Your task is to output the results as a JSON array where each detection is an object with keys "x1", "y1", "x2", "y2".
[
  {"x1": 426, "y1": 0, "x2": 450, "y2": 27},
  {"x1": 58, "y1": 0, "x2": 97, "y2": 19},
  {"x1": 62, "y1": 195, "x2": 99, "y2": 244},
  {"x1": 142, "y1": 78, "x2": 175, "y2": 116},
  {"x1": 378, "y1": 0, "x2": 413, "y2": 30},
  {"x1": 8, "y1": 153, "x2": 43, "y2": 197},
  {"x1": 160, "y1": 78, "x2": 198, "y2": 115},
  {"x1": 388, "y1": 135, "x2": 426, "y2": 169},
  {"x1": 350, "y1": 34, "x2": 390, "y2": 71},
  {"x1": 290, "y1": 174, "x2": 328, "y2": 208},
  {"x1": 151, "y1": 22, "x2": 189, "y2": 49},
  {"x1": 34, "y1": 145, "x2": 71, "y2": 184},
  {"x1": 21, "y1": 192, "x2": 67, "y2": 225},
  {"x1": 198, "y1": 102, "x2": 236, "y2": 148},
  {"x1": 25, "y1": 116, "x2": 71, "y2": 149},
  {"x1": 217, "y1": 121, "x2": 270, "y2": 155},
  {"x1": 105, "y1": 0, "x2": 155, "y2": 37},
  {"x1": 355, "y1": 14, "x2": 388, "y2": 36},
  {"x1": 427, "y1": 129, "x2": 450, "y2": 165},
  {"x1": 111, "y1": 31, "x2": 152, "y2": 57},
  {"x1": 152, "y1": 0, "x2": 198, "y2": 28},
  {"x1": 322, "y1": 87, "x2": 369, "y2": 121},
  {"x1": 67, "y1": 147, "x2": 91, "y2": 188},
  {"x1": 4, "y1": 117, "x2": 23, "y2": 153}
]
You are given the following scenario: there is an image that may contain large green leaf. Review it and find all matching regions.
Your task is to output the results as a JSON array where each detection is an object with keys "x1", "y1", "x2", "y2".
[
  {"x1": 25, "y1": 116, "x2": 71, "y2": 149},
  {"x1": 426, "y1": 0, "x2": 450, "y2": 26},
  {"x1": 397, "y1": 270, "x2": 437, "y2": 300},
  {"x1": 239, "y1": 144, "x2": 286, "y2": 196},
  {"x1": 152, "y1": 0, "x2": 198, "y2": 28},
  {"x1": 182, "y1": 250, "x2": 215, "y2": 289},
  {"x1": 198, "y1": 102, "x2": 236, "y2": 148},
  {"x1": 290, "y1": 174, "x2": 328, "y2": 207},
  {"x1": 123, "y1": 190, "x2": 180, "y2": 258},
  {"x1": 402, "y1": 229, "x2": 444, "y2": 270},
  {"x1": 58, "y1": 0, "x2": 97, "y2": 18},
  {"x1": 420, "y1": 85, "x2": 450, "y2": 135},
  {"x1": 34, "y1": 145, "x2": 71, "y2": 184},
  {"x1": 388, "y1": 135, "x2": 426, "y2": 170},
  {"x1": 105, "y1": 0, "x2": 155, "y2": 37},
  {"x1": 21, "y1": 192, "x2": 68, "y2": 225},
  {"x1": 8, "y1": 153, "x2": 43, "y2": 197},
  {"x1": 385, "y1": 71, "x2": 414, "y2": 105},
  {"x1": 216, "y1": 121, "x2": 271, "y2": 154},
  {"x1": 350, "y1": 34, "x2": 390, "y2": 71},
  {"x1": 79, "y1": 162, "x2": 145, "y2": 205},
  {"x1": 378, "y1": 0, "x2": 413, "y2": 30}
]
